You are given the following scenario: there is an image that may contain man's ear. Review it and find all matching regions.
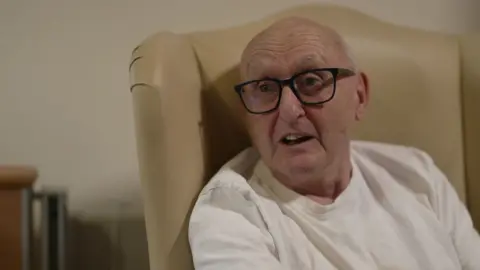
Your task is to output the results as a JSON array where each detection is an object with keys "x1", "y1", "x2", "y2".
[{"x1": 355, "y1": 72, "x2": 370, "y2": 121}]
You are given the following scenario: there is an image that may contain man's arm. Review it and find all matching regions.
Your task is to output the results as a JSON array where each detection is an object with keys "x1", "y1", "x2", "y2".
[
  {"x1": 189, "y1": 186, "x2": 284, "y2": 270},
  {"x1": 428, "y1": 157, "x2": 480, "y2": 269}
]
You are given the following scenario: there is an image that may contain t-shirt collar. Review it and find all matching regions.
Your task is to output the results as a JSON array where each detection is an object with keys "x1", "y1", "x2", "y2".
[{"x1": 253, "y1": 157, "x2": 363, "y2": 216}]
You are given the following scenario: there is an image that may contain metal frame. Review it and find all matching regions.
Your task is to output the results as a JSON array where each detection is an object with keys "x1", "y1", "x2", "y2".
[
  {"x1": 35, "y1": 191, "x2": 67, "y2": 270},
  {"x1": 21, "y1": 188, "x2": 33, "y2": 270}
]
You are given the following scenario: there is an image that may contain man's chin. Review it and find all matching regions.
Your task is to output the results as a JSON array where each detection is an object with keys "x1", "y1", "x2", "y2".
[
  {"x1": 268, "y1": 146, "x2": 325, "y2": 177},
  {"x1": 274, "y1": 152, "x2": 323, "y2": 177}
]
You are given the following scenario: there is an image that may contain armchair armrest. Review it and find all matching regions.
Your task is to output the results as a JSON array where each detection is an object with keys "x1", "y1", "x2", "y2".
[
  {"x1": 0, "y1": 165, "x2": 37, "y2": 189},
  {"x1": 130, "y1": 32, "x2": 203, "y2": 270}
]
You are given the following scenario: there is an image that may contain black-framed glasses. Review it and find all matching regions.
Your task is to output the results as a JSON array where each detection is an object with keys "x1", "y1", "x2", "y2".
[{"x1": 234, "y1": 68, "x2": 355, "y2": 114}]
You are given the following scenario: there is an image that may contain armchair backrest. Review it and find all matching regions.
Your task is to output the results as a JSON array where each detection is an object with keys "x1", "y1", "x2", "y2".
[{"x1": 130, "y1": 5, "x2": 479, "y2": 270}]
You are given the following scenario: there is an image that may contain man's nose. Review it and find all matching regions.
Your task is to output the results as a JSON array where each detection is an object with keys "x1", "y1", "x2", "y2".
[{"x1": 278, "y1": 85, "x2": 305, "y2": 122}]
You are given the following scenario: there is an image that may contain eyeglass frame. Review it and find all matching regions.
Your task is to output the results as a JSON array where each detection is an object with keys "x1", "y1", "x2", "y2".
[{"x1": 234, "y1": 67, "x2": 356, "y2": 114}]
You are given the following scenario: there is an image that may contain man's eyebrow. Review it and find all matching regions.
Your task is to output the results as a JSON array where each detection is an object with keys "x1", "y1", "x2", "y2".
[
  {"x1": 244, "y1": 60, "x2": 277, "y2": 80},
  {"x1": 246, "y1": 70, "x2": 277, "y2": 81}
]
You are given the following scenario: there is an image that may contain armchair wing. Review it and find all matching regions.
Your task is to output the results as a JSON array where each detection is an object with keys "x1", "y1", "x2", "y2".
[{"x1": 130, "y1": 32, "x2": 203, "y2": 270}]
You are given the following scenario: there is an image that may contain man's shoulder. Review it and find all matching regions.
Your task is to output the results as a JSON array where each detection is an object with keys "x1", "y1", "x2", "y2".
[
  {"x1": 189, "y1": 148, "x2": 272, "y2": 249},
  {"x1": 351, "y1": 140, "x2": 442, "y2": 201},
  {"x1": 200, "y1": 147, "x2": 260, "y2": 195},
  {"x1": 351, "y1": 140, "x2": 434, "y2": 174},
  {"x1": 190, "y1": 147, "x2": 263, "y2": 224}
]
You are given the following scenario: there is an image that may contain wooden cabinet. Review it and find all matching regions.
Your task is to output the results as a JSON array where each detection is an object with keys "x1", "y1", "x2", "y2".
[{"x1": 0, "y1": 166, "x2": 37, "y2": 270}]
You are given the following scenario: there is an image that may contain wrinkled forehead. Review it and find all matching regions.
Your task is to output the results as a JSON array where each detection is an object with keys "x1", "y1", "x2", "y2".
[
  {"x1": 240, "y1": 23, "x2": 345, "y2": 80},
  {"x1": 242, "y1": 43, "x2": 332, "y2": 80}
]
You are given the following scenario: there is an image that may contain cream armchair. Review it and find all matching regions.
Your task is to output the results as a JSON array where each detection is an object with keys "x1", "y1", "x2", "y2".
[{"x1": 129, "y1": 5, "x2": 480, "y2": 270}]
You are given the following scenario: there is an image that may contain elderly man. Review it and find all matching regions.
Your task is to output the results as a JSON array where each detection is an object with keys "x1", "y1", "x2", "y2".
[{"x1": 188, "y1": 17, "x2": 480, "y2": 269}]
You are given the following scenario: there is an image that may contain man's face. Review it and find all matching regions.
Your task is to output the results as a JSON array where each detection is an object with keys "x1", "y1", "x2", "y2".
[{"x1": 241, "y1": 24, "x2": 368, "y2": 191}]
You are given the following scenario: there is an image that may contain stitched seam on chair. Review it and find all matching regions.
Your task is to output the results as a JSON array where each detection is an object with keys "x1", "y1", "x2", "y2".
[{"x1": 129, "y1": 56, "x2": 143, "y2": 71}]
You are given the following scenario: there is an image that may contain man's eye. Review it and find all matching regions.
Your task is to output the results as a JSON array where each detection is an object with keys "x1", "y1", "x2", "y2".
[
  {"x1": 303, "y1": 76, "x2": 321, "y2": 86},
  {"x1": 258, "y1": 83, "x2": 275, "y2": 92}
]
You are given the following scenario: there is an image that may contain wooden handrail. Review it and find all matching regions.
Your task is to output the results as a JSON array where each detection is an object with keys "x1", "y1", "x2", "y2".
[{"x1": 0, "y1": 166, "x2": 38, "y2": 189}]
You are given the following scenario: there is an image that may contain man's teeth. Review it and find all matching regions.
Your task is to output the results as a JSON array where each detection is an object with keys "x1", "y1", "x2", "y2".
[
  {"x1": 285, "y1": 134, "x2": 301, "y2": 141},
  {"x1": 282, "y1": 134, "x2": 313, "y2": 144}
]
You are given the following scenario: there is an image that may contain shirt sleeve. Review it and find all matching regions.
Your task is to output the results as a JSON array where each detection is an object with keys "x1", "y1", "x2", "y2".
[
  {"x1": 188, "y1": 186, "x2": 285, "y2": 270},
  {"x1": 428, "y1": 158, "x2": 480, "y2": 269}
]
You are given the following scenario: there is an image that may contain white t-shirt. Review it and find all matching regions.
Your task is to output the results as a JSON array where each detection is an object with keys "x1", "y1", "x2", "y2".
[{"x1": 189, "y1": 141, "x2": 480, "y2": 270}]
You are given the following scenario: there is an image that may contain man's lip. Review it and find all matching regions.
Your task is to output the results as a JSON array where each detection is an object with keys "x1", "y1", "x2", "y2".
[
  {"x1": 281, "y1": 136, "x2": 314, "y2": 145},
  {"x1": 277, "y1": 133, "x2": 315, "y2": 142}
]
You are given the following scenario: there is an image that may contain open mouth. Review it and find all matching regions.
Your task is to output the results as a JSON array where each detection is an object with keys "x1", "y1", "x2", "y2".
[{"x1": 280, "y1": 134, "x2": 314, "y2": 145}]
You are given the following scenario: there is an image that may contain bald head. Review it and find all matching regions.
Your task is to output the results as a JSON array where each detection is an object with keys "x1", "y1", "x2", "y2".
[
  {"x1": 236, "y1": 18, "x2": 369, "y2": 200},
  {"x1": 240, "y1": 17, "x2": 355, "y2": 80}
]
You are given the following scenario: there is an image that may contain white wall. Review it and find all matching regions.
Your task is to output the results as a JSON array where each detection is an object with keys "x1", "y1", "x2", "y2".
[
  {"x1": 0, "y1": 0, "x2": 478, "y2": 268},
  {"x1": 1, "y1": 0, "x2": 478, "y2": 216}
]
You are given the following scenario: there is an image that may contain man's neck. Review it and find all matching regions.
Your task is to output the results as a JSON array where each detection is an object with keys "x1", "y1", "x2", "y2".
[
  {"x1": 305, "y1": 175, "x2": 350, "y2": 205},
  {"x1": 295, "y1": 154, "x2": 353, "y2": 205}
]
